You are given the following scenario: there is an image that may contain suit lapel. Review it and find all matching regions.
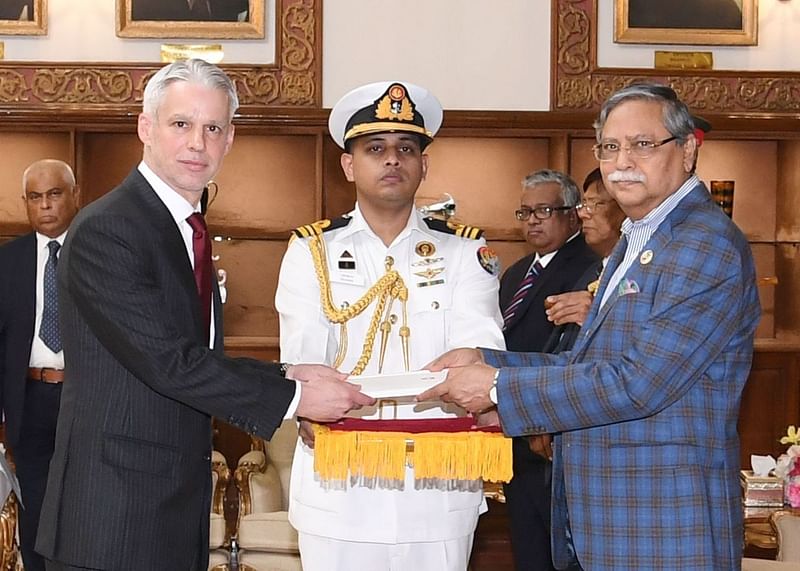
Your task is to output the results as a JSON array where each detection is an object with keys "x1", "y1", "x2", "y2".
[
  {"x1": 506, "y1": 237, "x2": 583, "y2": 330},
  {"x1": 124, "y1": 169, "x2": 208, "y2": 338},
  {"x1": 577, "y1": 183, "x2": 704, "y2": 348},
  {"x1": 18, "y1": 233, "x2": 38, "y2": 354}
]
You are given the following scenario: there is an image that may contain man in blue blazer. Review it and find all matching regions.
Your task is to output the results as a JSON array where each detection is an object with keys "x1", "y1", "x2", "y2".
[{"x1": 421, "y1": 83, "x2": 761, "y2": 571}]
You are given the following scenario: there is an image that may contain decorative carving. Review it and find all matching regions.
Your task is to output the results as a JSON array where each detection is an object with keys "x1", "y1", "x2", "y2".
[
  {"x1": 0, "y1": 495, "x2": 18, "y2": 571},
  {"x1": 553, "y1": 0, "x2": 800, "y2": 114},
  {"x1": 32, "y1": 69, "x2": 133, "y2": 104},
  {"x1": 0, "y1": 70, "x2": 28, "y2": 103},
  {"x1": 282, "y1": 1, "x2": 315, "y2": 72},
  {"x1": 0, "y1": 0, "x2": 320, "y2": 112}
]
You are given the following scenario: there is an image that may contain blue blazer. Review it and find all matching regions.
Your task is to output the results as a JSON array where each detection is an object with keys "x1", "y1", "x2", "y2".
[{"x1": 485, "y1": 183, "x2": 761, "y2": 571}]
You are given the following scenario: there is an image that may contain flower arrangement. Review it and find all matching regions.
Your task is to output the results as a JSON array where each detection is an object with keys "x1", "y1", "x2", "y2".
[{"x1": 776, "y1": 425, "x2": 800, "y2": 507}]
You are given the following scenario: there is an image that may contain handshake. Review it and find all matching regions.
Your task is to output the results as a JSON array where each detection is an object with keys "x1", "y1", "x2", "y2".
[{"x1": 290, "y1": 347, "x2": 496, "y2": 424}]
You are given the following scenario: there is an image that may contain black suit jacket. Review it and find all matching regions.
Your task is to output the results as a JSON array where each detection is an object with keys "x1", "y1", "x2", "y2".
[
  {"x1": 541, "y1": 260, "x2": 604, "y2": 354},
  {"x1": 37, "y1": 169, "x2": 296, "y2": 571},
  {"x1": 500, "y1": 235, "x2": 598, "y2": 353},
  {"x1": 0, "y1": 233, "x2": 37, "y2": 449}
]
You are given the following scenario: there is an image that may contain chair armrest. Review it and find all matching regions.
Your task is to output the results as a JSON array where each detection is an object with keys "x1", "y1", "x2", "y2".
[
  {"x1": 772, "y1": 510, "x2": 800, "y2": 562},
  {"x1": 211, "y1": 450, "x2": 230, "y2": 516}
]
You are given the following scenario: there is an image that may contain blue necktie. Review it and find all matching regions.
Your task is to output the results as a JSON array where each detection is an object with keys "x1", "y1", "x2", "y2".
[
  {"x1": 40, "y1": 240, "x2": 62, "y2": 353},
  {"x1": 502, "y1": 260, "x2": 543, "y2": 329}
]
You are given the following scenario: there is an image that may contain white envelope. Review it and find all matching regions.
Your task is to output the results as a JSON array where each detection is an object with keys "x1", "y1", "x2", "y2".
[{"x1": 347, "y1": 369, "x2": 447, "y2": 400}]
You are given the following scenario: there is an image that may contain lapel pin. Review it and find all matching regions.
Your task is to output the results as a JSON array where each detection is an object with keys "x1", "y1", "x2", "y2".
[{"x1": 640, "y1": 250, "x2": 653, "y2": 265}]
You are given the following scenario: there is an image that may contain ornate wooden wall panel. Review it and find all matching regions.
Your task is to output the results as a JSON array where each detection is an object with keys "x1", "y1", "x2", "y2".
[
  {"x1": 0, "y1": 0, "x2": 321, "y2": 117},
  {"x1": 552, "y1": 0, "x2": 800, "y2": 115}
]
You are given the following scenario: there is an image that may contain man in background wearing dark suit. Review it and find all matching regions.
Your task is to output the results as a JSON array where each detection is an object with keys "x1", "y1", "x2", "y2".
[
  {"x1": 0, "y1": 159, "x2": 79, "y2": 571},
  {"x1": 36, "y1": 59, "x2": 372, "y2": 571},
  {"x1": 499, "y1": 169, "x2": 597, "y2": 571}
]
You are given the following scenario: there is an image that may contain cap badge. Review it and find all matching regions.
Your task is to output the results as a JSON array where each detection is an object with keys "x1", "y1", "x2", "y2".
[{"x1": 376, "y1": 83, "x2": 414, "y2": 122}]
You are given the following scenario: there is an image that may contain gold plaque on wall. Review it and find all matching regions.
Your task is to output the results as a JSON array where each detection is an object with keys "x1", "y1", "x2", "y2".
[
  {"x1": 161, "y1": 44, "x2": 224, "y2": 64},
  {"x1": 654, "y1": 51, "x2": 713, "y2": 70}
]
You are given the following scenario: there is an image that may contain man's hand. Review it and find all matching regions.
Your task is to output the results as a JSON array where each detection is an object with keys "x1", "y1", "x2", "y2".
[
  {"x1": 297, "y1": 418, "x2": 316, "y2": 448},
  {"x1": 293, "y1": 364, "x2": 376, "y2": 423},
  {"x1": 528, "y1": 434, "x2": 553, "y2": 461},
  {"x1": 475, "y1": 408, "x2": 501, "y2": 428},
  {"x1": 416, "y1": 363, "x2": 496, "y2": 414},
  {"x1": 544, "y1": 290, "x2": 593, "y2": 326},
  {"x1": 424, "y1": 348, "x2": 485, "y2": 372}
]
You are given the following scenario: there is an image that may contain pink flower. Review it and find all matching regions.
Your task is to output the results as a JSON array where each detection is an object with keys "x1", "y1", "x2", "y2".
[{"x1": 787, "y1": 481, "x2": 800, "y2": 508}]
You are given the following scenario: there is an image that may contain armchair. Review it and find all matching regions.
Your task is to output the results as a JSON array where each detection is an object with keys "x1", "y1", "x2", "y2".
[
  {"x1": 234, "y1": 420, "x2": 301, "y2": 571},
  {"x1": 209, "y1": 449, "x2": 231, "y2": 571},
  {"x1": 743, "y1": 510, "x2": 800, "y2": 570}
]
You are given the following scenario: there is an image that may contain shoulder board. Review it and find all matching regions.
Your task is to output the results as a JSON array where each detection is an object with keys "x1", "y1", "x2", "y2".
[
  {"x1": 291, "y1": 216, "x2": 352, "y2": 239},
  {"x1": 424, "y1": 217, "x2": 484, "y2": 240}
]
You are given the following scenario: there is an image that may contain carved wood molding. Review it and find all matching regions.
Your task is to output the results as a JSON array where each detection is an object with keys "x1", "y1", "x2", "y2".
[
  {"x1": 0, "y1": 0, "x2": 320, "y2": 115},
  {"x1": 552, "y1": 0, "x2": 800, "y2": 115}
]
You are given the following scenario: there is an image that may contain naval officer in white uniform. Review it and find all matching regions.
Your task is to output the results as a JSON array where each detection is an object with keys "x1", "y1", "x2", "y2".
[{"x1": 275, "y1": 80, "x2": 505, "y2": 571}]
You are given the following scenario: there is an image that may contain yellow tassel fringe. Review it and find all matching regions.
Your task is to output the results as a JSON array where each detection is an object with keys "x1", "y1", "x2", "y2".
[{"x1": 312, "y1": 424, "x2": 513, "y2": 485}]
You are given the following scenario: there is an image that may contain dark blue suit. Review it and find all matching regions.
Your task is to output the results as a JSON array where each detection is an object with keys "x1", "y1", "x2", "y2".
[{"x1": 0, "y1": 232, "x2": 61, "y2": 571}]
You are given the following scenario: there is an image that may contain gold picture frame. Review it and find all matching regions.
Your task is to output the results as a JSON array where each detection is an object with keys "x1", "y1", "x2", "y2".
[
  {"x1": 116, "y1": 0, "x2": 265, "y2": 39},
  {"x1": 615, "y1": 0, "x2": 757, "y2": 46},
  {"x1": 0, "y1": 0, "x2": 46, "y2": 36}
]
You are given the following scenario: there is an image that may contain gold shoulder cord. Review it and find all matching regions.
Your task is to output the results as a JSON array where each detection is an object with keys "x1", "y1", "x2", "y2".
[{"x1": 307, "y1": 230, "x2": 410, "y2": 375}]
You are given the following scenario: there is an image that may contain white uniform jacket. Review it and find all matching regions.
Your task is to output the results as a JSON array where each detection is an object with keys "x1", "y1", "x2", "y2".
[{"x1": 275, "y1": 205, "x2": 505, "y2": 543}]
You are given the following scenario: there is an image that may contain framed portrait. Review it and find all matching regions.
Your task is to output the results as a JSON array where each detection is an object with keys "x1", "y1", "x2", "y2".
[
  {"x1": 0, "y1": 0, "x2": 46, "y2": 35},
  {"x1": 116, "y1": 0, "x2": 265, "y2": 39},
  {"x1": 615, "y1": 0, "x2": 757, "y2": 46}
]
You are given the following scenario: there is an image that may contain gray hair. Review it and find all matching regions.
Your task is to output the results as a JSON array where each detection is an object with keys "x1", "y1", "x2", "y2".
[
  {"x1": 142, "y1": 58, "x2": 239, "y2": 121},
  {"x1": 522, "y1": 169, "x2": 581, "y2": 207},
  {"x1": 593, "y1": 82, "x2": 695, "y2": 144},
  {"x1": 22, "y1": 159, "x2": 76, "y2": 196}
]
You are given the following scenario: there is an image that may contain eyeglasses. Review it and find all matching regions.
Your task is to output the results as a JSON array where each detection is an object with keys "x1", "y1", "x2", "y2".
[
  {"x1": 593, "y1": 136, "x2": 677, "y2": 161},
  {"x1": 575, "y1": 200, "x2": 608, "y2": 215},
  {"x1": 23, "y1": 189, "x2": 68, "y2": 203},
  {"x1": 515, "y1": 205, "x2": 574, "y2": 221}
]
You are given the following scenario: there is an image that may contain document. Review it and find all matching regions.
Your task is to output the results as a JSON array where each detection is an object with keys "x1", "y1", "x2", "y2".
[{"x1": 348, "y1": 369, "x2": 447, "y2": 400}]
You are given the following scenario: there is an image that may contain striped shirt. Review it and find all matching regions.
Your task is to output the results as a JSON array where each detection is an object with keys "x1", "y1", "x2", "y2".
[{"x1": 600, "y1": 175, "x2": 700, "y2": 308}]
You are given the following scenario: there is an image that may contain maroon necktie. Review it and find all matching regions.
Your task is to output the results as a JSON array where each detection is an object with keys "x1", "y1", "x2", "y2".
[
  {"x1": 187, "y1": 213, "x2": 212, "y2": 342},
  {"x1": 502, "y1": 261, "x2": 543, "y2": 330}
]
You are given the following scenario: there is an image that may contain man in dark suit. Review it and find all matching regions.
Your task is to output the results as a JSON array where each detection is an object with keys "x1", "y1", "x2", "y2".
[
  {"x1": 35, "y1": 59, "x2": 373, "y2": 571},
  {"x1": 499, "y1": 169, "x2": 597, "y2": 571},
  {"x1": 0, "y1": 159, "x2": 79, "y2": 571},
  {"x1": 132, "y1": 0, "x2": 249, "y2": 22}
]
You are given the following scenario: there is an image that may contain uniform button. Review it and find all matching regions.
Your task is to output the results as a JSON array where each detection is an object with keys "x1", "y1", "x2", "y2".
[
  {"x1": 389, "y1": 314, "x2": 398, "y2": 324},
  {"x1": 431, "y1": 301, "x2": 440, "y2": 310}
]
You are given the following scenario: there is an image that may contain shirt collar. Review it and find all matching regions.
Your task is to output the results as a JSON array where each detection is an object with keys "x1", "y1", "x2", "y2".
[
  {"x1": 35, "y1": 230, "x2": 67, "y2": 251},
  {"x1": 621, "y1": 174, "x2": 699, "y2": 237},
  {"x1": 137, "y1": 161, "x2": 199, "y2": 225},
  {"x1": 535, "y1": 230, "x2": 580, "y2": 268},
  {"x1": 339, "y1": 203, "x2": 427, "y2": 245}
]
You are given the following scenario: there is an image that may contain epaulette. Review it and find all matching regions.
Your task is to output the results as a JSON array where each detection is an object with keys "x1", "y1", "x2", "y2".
[
  {"x1": 291, "y1": 216, "x2": 352, "y2": 240},
  {"x1": 423, "y1": 217, "x2": 484, "y2": 240}
]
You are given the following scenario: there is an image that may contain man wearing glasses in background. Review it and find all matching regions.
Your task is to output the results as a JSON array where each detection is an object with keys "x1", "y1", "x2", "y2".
[
  {"x1": 498, "y1": 169, "x2": 597, "y2": 571},
  {"x1": 420, "y1": 82, "x2": 760, "y2": 570}
]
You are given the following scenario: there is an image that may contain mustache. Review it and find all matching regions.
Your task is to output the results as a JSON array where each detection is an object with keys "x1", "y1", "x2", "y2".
[{"x1": 607, "y1": 170, "x2": 646, "y2": 183}]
